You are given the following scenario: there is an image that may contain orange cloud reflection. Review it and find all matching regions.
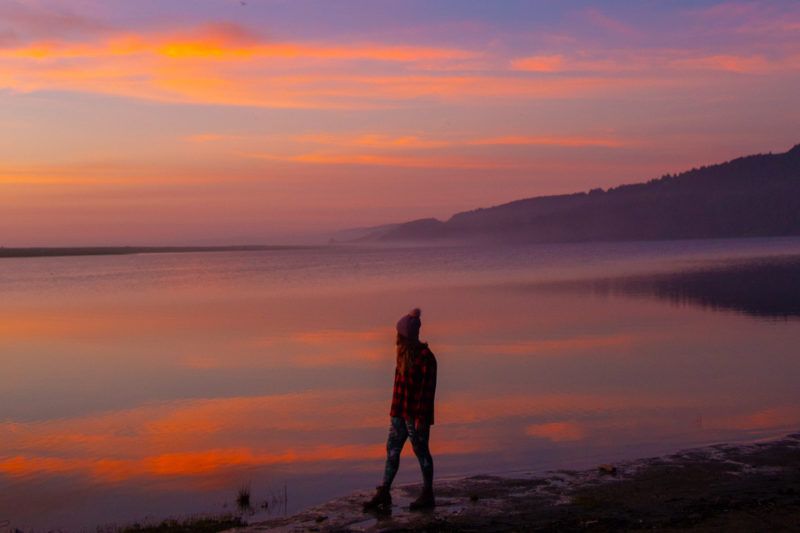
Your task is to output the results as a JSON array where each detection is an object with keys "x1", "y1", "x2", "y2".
[
  {"x1": 3, "y1": 383, "x2": 799, "y2": 487},
  {"x1": 472, "y1": 333, "x2": 638, "y2": 357},
  {"x1": 0, "y1": 388, "x2": 492, "y2": 484},
  {"x1": 526, "y1": 422, "x2": 585, "y2": 442}
]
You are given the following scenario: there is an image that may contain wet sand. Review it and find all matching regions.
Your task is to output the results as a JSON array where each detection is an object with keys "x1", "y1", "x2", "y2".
[{"x1": 234, "y1": 432, "x2": 800, "y2": 532}]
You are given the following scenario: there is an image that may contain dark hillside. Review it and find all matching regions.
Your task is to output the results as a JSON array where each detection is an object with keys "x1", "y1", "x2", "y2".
[{"x1": 374, "y1": 144, "x2": 800, "y2": 243}]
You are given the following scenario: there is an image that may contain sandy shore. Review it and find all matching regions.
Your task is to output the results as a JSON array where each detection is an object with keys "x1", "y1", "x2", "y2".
[{"x1": 231, "y1": 432, "x2": 800, "y2": 532}]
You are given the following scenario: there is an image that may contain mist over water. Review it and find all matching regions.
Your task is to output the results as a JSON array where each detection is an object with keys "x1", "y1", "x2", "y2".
[{"x1": 3, "y1": 237, "x2": 800, "y2": 530}]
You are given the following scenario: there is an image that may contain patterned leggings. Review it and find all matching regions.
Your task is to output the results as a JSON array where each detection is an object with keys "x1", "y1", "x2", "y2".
[{"x1": 382, "y1": 416, "x2": 434, "y2": 490}]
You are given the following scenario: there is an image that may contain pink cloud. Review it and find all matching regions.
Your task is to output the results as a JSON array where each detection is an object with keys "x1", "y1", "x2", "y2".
[
  {"x1": 510, "y1": 54, "x2": 565, "y2": 72},
  {"x1": 670, "y1": 54, "x2": 774, "y2": 74}
]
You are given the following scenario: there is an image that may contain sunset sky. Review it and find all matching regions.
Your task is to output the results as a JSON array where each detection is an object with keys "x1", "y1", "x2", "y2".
[{"x1": 1, "y1": 0, "x2": 799, "y2": 245}]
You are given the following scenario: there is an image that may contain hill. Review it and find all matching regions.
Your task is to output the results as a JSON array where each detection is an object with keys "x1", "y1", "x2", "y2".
[{"x1": 367, "y1": 144, "x2": 800, "y2": 243}]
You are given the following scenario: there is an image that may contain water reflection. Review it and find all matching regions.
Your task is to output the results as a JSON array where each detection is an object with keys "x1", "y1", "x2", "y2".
[
  {"x1": 2, "y1": 245, "x2": 800, "y2": 530},
  {"x1": 570, "y1": 256, "x2": 800, "y2": 318}
]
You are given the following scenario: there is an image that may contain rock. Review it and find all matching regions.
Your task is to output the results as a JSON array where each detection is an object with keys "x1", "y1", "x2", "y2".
[{"x1": 598, "y1": 464, "x2": 617, "y2": 476}]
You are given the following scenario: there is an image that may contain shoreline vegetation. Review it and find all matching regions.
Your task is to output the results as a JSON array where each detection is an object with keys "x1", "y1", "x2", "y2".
[
  {"x1": 0, "y1": 245, "x2": 306, "y2": 259},
  {"x1": 230, "y1": 432, "x2": 800, "y2": 532}
]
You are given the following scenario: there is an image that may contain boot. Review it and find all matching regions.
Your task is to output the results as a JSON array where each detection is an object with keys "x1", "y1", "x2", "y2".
[
  {"x1": 362, "y1": 485, "x2": 392, "y2": 512},
  {"x1": 408, "y1": 486, "x2": 435, "y2": 511}
]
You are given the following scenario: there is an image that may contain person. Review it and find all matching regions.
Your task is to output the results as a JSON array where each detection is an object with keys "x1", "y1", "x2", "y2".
[{"x1": 363, "y1": 307, "x2": 437, "y2": 512}]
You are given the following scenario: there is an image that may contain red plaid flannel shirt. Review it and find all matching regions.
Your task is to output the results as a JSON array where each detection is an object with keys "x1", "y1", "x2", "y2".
[{"x1": 390, "y1": 338, "x2": 437, "y2": 425}]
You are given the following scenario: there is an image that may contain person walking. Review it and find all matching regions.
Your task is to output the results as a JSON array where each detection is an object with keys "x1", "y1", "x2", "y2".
[{"x1": 363, "y1": 308, "x2": 437, "y2": 512}]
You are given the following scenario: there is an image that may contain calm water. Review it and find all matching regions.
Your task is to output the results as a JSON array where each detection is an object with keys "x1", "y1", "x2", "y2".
[{"x1": 3, "y1": 238, "x2": 800, "y2": 531}]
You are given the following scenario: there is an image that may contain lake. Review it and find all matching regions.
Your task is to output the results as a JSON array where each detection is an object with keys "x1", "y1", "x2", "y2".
[{"x1": 3, "y1": 237, "x2": 800, "y2": 531}]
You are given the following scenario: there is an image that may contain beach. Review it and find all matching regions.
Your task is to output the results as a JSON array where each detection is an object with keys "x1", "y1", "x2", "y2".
[{"x1": 232, "y1": 432, "x2": 800, "y2": 532}]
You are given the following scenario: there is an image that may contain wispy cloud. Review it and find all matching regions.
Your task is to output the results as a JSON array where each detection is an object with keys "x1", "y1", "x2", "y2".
[
  {"x1": 239, "y1": 150, "x2": 513, "y2": 170},
  {"x1": 468, "y1": 135, "x2": 630, "y2": 148},
  {"x1": 510, "y1": 54, "x2": 565, "y2": 73},
  {"x1": 222, "y1": 131, "x2": 633, "y2": 169},
  {"x1": 670, "y1": 53, "x2": 774, "y2": 74},
  {"x1": 188, "y1": 131, "x2": 633, "y2": 149},
  {"x1": 7, "y1": 14, "x2": 795, "y2": 111},
  {"x1": 0, "y1": 47, "x2": 656, "y2": 109},
  {"x1": 0, "y1": 22, "x2": 490, "y2": 108},
  {"x1": 511, "y1": 48, "x2": 799, "y2": 75},
  {"x1": 582, "y1": 7, "x2": 643, "y2": 39},
  {"x1": 0, "y1": 0, "x2": 108, "y2": 45}
]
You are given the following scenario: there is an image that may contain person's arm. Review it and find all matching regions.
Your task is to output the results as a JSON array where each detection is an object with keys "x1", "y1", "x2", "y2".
[{"x1": 414, "y1": 348, "x2": 437, "y2": 428}]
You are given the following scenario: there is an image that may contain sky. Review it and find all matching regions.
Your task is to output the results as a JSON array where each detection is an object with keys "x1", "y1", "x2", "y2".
[{"x1": 1, "y1": 0, "x2": 799, "y2": 245}]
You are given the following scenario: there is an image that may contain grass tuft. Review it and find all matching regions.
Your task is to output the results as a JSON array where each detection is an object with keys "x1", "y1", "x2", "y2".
[
  {"x1": 116, "y1": 515, "x2": 245, "y2": 533},
  {"x1": 236, "y1": 486, "x2": 251, "y2": 511}
]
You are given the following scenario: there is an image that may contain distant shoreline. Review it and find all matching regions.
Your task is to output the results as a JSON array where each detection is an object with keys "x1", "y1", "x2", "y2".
[{"x1": 0, "y1": 245, "x2": 309, "y2": 259}]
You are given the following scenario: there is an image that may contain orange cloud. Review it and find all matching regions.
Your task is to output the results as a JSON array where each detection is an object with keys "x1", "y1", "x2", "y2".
[
  {"x1": 0, "y1": 22, "x2": 711, "y2": 110},
  {"x1": 291, "y1": 133, "x2": 453, "y2": 150},
  {"x1": 208, "y1": 130, "x2": 632, "y2": 171},
  {"x1": 0, "y1": 21, "x2": 476, "y2": 63},
  {"x1": 510, "y1": 47, "x2": 800, "y2": 76},
  {"x1": 670, "y1": 54, "x2": 774, "y2": 74},
  {"x1": 285, "y1": 132, "x2": 629, "y2": 150},
  {"x1": 511, "y1": 53, "x2": 636, "y2": 74},
  {"x1": 183, "y1": 133, "x2": 233, "y2": 143},
  {"x1": 191, "y1": 133, "x2": 637, "y2": 152},
  {"x1": 0, "y1": 22, "x2": 486, "y2": 109},
  {"x1": 510, "y1": 54, "x2": 565, "y2": 72},
  {"x1": 241, "y1": 150, "x2": 515, "y2": 169},
  {"x1": 469, "y1": 135, "x2": 629, "y2": 148},
  {"x1": 2, "y1": 9, "x2": 798, "y2": 120},
  {"x1": 148, "y1": 21, "x2": 476, "y2": 63}
]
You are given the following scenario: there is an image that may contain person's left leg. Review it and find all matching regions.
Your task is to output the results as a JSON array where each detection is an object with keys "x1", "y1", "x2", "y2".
[
  {"x1": 382, "y1": 416, "x2": 409, "y2": 488},
  {"x1": 406, "y1": 419, "x2": 435, "y2": 510}
]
